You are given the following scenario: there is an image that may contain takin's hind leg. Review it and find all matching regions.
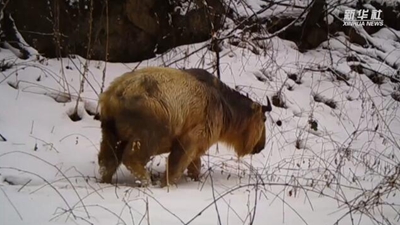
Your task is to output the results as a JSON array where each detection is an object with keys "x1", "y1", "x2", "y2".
[
  {"x1": 121, "y1": 140, "x2": 154, "y2": 187},
  {"x1": 98, "y1": 139, "x2": 127, "y2": 184},
  {"x1": 187, "y1": 157, "x2": 202, "y2": 181},
  {"x1": 98, "y1": 119, "x2": 127, "y2": 184}
]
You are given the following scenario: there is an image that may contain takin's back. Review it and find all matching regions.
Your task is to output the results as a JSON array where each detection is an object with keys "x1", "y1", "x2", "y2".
[{"x1": 99, "y1": 67, "x2": 224, "y2": 137}]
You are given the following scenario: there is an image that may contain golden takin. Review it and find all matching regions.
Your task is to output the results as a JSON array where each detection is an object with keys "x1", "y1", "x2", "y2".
[{"x1": 97, "y1": 67, "x2": 272, "y2": 187}]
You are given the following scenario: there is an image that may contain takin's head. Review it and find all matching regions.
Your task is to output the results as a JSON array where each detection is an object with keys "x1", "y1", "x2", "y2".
[
  {"x1": 228, "y1": 97, "x2": 272, "y2": 157},
  {"x1": 249, "y1": 99, "x2": 271, "y2": 155}
]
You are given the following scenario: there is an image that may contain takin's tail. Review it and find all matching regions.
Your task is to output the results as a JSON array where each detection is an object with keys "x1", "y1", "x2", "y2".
[{"x1": 98, "y1": 91, "x2": 120, "y2": 122}]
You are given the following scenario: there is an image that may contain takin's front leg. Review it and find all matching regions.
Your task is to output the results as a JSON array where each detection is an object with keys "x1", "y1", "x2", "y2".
[
  {"x1": 161, "y1": 132, "x2": 206, "y2": 187},
  {"x1": 161, "y1": 142, "x2": 195, "y2": 187}
]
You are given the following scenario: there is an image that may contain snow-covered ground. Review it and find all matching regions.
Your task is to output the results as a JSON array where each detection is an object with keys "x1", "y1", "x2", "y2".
[{"x1": 1, "y1": 22, "x2": 400, "y2": 225}]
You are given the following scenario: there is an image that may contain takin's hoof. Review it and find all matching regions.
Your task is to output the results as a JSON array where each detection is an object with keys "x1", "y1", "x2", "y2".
[
  {"x1": 187, "y1": 173, "x2": 201, "y2": 181},
  {"x1": 98, "y1": 176, "x2": 113, "y2": 184},
  {"x1": 134, "y1": 178, "x2": 151, "y2": 188},
  {"x1": 159, "y1": 175, "x2": 179, "y2": 188}
]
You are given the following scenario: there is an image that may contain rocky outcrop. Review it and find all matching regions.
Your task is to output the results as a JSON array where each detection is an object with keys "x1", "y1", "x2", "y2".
[
  {"x1": 2, "y1": 0, "x2": 225, "y2": 62},
  {"x1": 262, "y1": 0, "x2": 399, "y2": 51},
  {"x1": 371, "y1": 1, "x2": 400, "y2": 31}
]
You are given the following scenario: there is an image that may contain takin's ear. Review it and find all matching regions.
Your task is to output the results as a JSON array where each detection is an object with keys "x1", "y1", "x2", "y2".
[{"x1": 251, "y1": 103, "x2": 262, "y2": 112}]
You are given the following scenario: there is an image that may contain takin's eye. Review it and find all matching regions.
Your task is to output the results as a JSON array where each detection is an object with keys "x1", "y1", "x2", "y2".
[{"x1": 262, "y1": 115, "x2": 266, "y2": 122}]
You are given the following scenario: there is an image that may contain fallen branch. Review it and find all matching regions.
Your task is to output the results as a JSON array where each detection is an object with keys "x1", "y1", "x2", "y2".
[{"x1": 0, "y1": 133, "x2": 6, "y2": 141}]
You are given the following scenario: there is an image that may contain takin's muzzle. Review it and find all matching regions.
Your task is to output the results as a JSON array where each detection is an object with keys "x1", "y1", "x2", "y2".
[
  {"x1": 251, "y1": 139, "x2": 265, "y2": 154},
  {"x1": 251, "y1": 122, "x2": 267, "y2": 155}
]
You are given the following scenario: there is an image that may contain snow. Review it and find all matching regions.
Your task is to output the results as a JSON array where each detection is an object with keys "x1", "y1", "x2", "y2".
[
  {"x1": 372, "y1": 28, "x2": 400, "y2": 41},
  {"x1": 224, "y1": 0, "x2": 308, "y2": 19},
  {"x1": 342, "y1": 26, "x2": 400, "y2": 72},
  {"x1": 232, "y1": 0, "x2": 399, "y2": 23},
  {"x1": 1, "y1": 21, "x2": 400, "y2": 225}
]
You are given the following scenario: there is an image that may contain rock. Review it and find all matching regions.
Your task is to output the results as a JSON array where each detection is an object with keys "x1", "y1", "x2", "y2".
[
  {"x1": 371, "y1": 1, "x2": 400, "y2": 31},
  {"x1": 3, "y1": 0, "x2": 224, "y2": 62}
]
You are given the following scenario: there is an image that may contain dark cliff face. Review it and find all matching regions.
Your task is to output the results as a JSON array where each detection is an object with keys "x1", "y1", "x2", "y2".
[{"x1": 3, "y1": 0, "x2": 225, "y2": 62}]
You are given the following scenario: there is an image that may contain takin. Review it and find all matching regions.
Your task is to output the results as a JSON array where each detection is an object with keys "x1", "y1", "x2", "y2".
[{"x1": 97, "y1": 66, "x2": 272, "y2": 187}]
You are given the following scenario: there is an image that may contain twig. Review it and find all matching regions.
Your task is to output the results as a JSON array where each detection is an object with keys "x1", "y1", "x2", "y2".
[
  {"x1": 0, "y1": 133, "x2": 6, "y2": 141},
  {"x1": 0, "y1": 187, "x2": 24, "y2": 220}
]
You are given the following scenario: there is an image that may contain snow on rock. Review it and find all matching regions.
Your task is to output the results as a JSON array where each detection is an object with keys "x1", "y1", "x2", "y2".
[
  {"x1": 372, "y1": 27, "x2": 400, "y2": 41},
  {"x1": 174, "y1": 1, "x2": 200, "y2": 16},
  {"x1": 224, "y1": 0, "x2": 308, "y2": 19}
]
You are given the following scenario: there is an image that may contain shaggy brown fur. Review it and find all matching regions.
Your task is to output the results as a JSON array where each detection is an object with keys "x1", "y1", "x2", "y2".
[{"x1": 97, "y1": 67, "x2": 272, "y2": 187}]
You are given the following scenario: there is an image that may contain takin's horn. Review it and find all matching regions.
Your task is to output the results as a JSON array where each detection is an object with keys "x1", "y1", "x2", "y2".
[{"x1": 262, "y1": 96, "x2": 272, "y2": 113}]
